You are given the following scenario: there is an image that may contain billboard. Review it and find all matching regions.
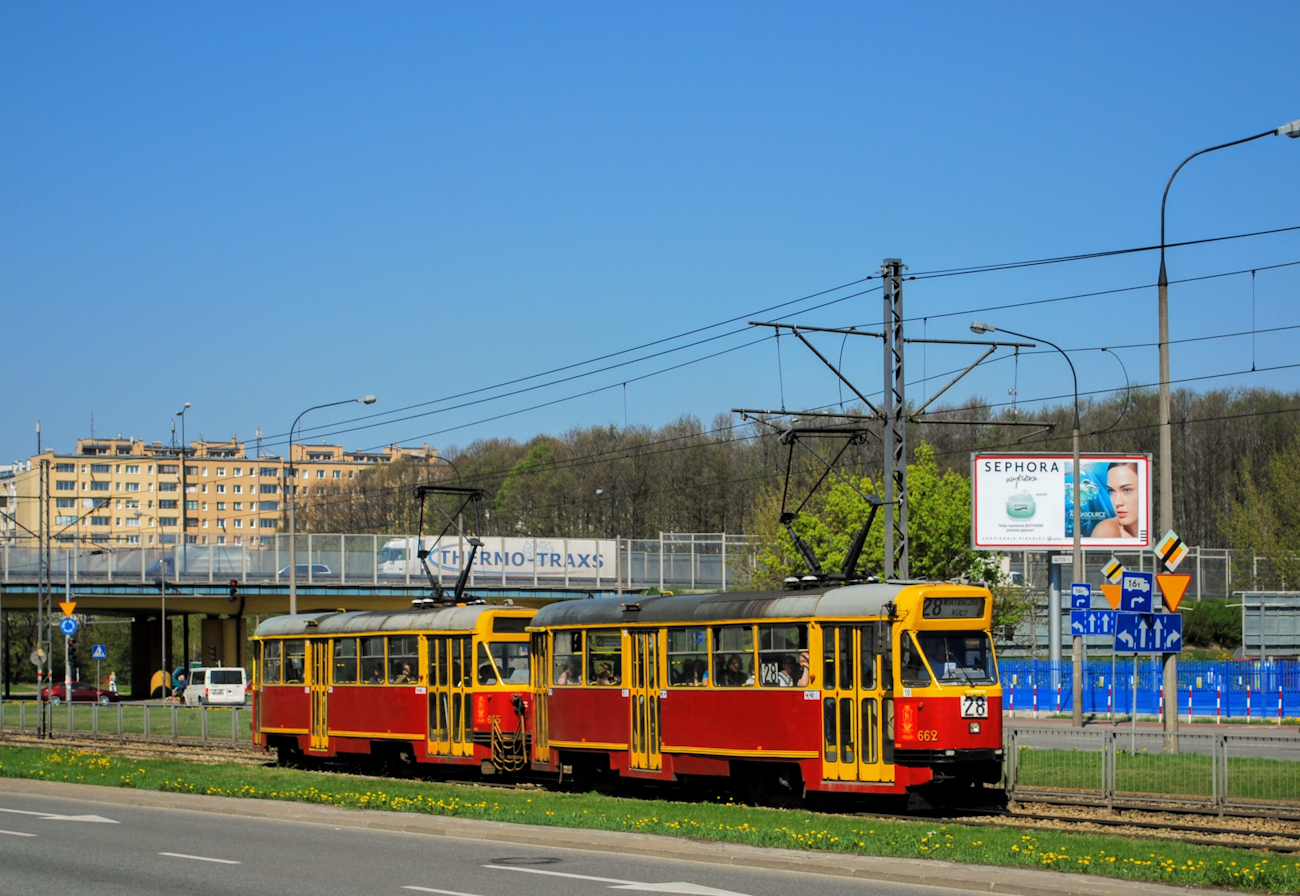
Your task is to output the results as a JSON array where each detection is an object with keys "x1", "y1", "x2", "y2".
[{"x1": 971, "y1": 453, "x2": 1151, "y2": 550}]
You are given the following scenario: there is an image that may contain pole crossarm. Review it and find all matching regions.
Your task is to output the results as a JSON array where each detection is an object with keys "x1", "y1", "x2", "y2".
[{"x1": 748, "y1": 321, "x2": 885, "y2": 418}]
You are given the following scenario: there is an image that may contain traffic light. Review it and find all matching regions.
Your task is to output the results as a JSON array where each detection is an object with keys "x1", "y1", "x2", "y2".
[
  {"x1": 228, "y1": 579, "x2": 239, "y2": 602},
  {"x1": 208, "y1": 644, "x2": 217, "y2": 663}
]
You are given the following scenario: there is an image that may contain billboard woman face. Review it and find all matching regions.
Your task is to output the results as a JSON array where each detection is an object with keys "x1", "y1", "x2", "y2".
[{"x1": 1092, "y1": 462, "x2": 1140, "y2": 538}]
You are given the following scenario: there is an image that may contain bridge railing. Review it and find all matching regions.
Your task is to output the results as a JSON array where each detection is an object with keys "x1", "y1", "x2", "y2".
[{"x1": 0, "y1": 532, "x2": 756, "y2": 593}]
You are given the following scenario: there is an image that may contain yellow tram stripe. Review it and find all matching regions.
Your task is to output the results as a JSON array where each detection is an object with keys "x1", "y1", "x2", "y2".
[
  {"x1": 547, "y1": 740, "x2": 629, "y2": 751},
  {"x1": 660, "y1": 745, "x2": 818, "y2": 759},
  {"x1": 259, "y1": 727, "x2": 309, "y2": 736}
]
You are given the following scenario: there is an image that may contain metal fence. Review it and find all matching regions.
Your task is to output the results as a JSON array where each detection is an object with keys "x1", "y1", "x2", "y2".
[
  {"x1": 1006, "y1": 724, "x2": 1300, "y2": 811},
  {"x1": 1000, "y1": 659, "x2": 1300, "y2": 721},
  {"x1": 0, "y1": 700, "x2": 250, "y2": 746},
  {"x1": 0, "y1": 532, "x2": 755, "y2": 593}
]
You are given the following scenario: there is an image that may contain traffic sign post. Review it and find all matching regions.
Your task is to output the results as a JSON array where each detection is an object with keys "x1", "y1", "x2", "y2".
[{"x1": 92, "y1": 645, "x2": 107, "y2": 690}]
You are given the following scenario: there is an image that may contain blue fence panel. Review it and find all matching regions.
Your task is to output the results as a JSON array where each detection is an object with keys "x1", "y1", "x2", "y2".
[{"x1": 1000, "y1": 658, "x2": 1300, "y2": 720}]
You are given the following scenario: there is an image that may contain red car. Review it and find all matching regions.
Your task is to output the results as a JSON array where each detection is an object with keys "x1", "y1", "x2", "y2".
[{"x1": 41, "y1": 681, "x2": 120, "y2": 705}]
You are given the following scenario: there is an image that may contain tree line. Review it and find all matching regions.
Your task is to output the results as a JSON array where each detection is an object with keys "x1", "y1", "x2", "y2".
[{"x1": 296, "y1": 386, "x2": 1300, "y2": 584}]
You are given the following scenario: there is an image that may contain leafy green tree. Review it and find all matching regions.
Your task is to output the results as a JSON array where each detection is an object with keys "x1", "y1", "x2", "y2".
[{"x1": 1222, "y1": 433, "x2": 1300, "y2": 589}]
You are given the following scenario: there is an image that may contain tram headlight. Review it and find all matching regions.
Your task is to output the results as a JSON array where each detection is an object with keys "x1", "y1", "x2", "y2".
[{"x1": 968, "y1": 721, "x2": 981, "y2": 734}]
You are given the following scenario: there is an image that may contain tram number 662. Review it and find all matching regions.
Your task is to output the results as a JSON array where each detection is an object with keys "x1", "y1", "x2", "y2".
[{"x1": 961, "y1": 695, "x2": 988, "y2": 718}]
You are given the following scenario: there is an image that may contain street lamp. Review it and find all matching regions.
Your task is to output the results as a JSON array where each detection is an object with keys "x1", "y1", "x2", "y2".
[
  {"x1": 1155, "y1": 118, "x2": 1298, "y2": 741},
  {"x1": 287, "y1": 395, "x2": 377, "y2": 615},
  {"x1": 176, "y1": 403, "x2": 190, "y2": 575},
  {"x1": 972, "y1": 321, "x2": 1085, "y2": 727},
  {"x1": 596, "y1": 487, "x2": 622, "y2": 598},
  {"x1": 134, "y1": 510, "x2": 170, "y2": 699}
]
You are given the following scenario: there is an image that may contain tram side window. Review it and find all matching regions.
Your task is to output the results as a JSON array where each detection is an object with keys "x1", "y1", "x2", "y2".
[
  {"x1": 712, "y1": 625, "x2": 754, "y2": 687},
  {"x1": 263, "y1": 640, "x2": 281, "y2": 684},
  {"x1": 587, "y1": 631, "x2": 622, "y2": 685},
  {"x1": 667, "y1": 627, "x2": 708, "y2": 686},
  {"x1": 553, "y1": 631, "x2": 582, "y2": 685},
  {"x1": 333, "y1": 638, "x2": 358, "y2": 684},
  {"x1": 898, "y1": 632, "x2": 932, "y2": 687},
  {"x1": 758, "y1": 624, "x2": 808, "y2": 687},
  {"x1": 859, "y1": 623, "x2": 876, "y2": 690},
  {"x1": 360, "y1": 636, "x2": 386, "y2": 684},
  {"x1": 483, "y1": 642, "x2": 530, "y2": 684},
  {"x1": 284, "y1": 640, "x2": 305, "y2": 684},
  {"x1": 389, "y1": 636, "x2": 418, "y2": 683}
]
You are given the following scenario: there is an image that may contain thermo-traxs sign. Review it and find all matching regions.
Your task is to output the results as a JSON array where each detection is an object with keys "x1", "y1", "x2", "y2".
[{"x1": 971, "y1": 453, "x2": 1152, "y2": 550}]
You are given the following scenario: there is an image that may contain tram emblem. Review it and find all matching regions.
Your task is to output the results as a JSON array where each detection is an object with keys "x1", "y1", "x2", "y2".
[{"x1": 900, "y1": 703, "x2": 916, "y2": 739}]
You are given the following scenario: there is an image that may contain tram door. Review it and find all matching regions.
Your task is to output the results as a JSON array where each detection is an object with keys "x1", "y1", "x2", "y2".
[
  {"x1": 627, "y1": 631, "x2": 662, "y2": 771},
  {"x1": 820, "y1": 624, "x2": 892, "y2": 784},
  {"x1": 427, "y1": 635, "x2": 472, "y2": 757},
  {"x1": 309, "y1": 640, "x2": 330, "y2": 750},
  {"x1": 531, "y1": 631, "x2": 550, "y2": 764}
]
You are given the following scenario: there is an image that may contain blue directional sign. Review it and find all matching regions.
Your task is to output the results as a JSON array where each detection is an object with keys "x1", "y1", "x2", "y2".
[
  {"x1": 91, "y1": 644, "x2": 107, "y2": 660},
  {"x1": 59, "y1": 617, "x2": 79, "y2": 636},
  {"x1": 1120, "y1": 571, "x2": 1154, "y2": 612},
  {"x1": 1114, "y1": 611, "x2": 1183, "y2": 653},
  {"x1": 1154, "y1": 613, "x2": 1182, "y2": 653},
  {"x1": 1070, "y1": 582, "x2": 1092, "y2": 609},
  {"x1": 1071, "y1": 609, "x2": 1116, "y2": 636}
]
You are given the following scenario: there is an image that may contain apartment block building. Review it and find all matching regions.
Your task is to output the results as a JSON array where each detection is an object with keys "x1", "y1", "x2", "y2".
[{"x1": 7, "y1": 436, "x2": 437, "y2": 547}]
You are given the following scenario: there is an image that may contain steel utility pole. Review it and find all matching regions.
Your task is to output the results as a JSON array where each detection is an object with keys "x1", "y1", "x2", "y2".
[
  {"x1": 880, "y1": 259, "x2": 908, "y2": 580},
  {"x1": 38, "y1": 458, "x2": 50, "y2": 738},
  {"x1": 1156, "y1": 119, "x2": 1298, "y2": 745}
]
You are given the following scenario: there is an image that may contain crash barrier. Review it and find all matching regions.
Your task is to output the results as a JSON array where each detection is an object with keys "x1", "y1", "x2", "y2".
[
  {"x1": 1005, "y1": 723, "x2": 1300, "y2": 812},
  {"x1": 1000, "y1": 659, "x2": 1300, "y2": 722},
  {"x1": 0, "y1": 700, "x2": 249, "y2": 746}
]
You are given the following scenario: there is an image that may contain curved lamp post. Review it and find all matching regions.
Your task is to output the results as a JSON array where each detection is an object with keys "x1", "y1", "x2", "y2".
[
  {"x1": 972, "y1": 322, "x2": 1084, "y2": 727},
  {"x1": 288, "y1": 396, "x2": 376, "y2": 614}
]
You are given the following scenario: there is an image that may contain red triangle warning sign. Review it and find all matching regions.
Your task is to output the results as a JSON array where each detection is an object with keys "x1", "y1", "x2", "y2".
[
  {"x1": 1156, "y1": 573, "x2": 1192, "y2": 613},
  {"x1": 1099, "y1": 584, "x2": 1122, "y2": 610}
]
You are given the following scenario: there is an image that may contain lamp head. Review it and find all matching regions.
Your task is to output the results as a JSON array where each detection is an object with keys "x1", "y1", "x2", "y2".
[
  {"x1": 1277, "y1": 118, "x2": 1300, "y2": 138},
  {"x1": 177, "y1": 403, "x2": 190, "y2": 416},
  {"x1": 970, "y1": 321, "x2": 995, "y2": 335},
  {"x1": 359, "y1": 395, "x2": 377, "y2": 405},
  {"x1": 596, "y1": 488, "x2": 605, "y2": 496}
]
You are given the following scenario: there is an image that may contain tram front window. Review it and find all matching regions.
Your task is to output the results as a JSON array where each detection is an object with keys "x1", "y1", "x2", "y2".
[
  {"x1": 483, "y1": 642, "x2": 531, "y2": 684},
  {"x1": 915, "y1": 631, "x2": 997, "y2": 685}
]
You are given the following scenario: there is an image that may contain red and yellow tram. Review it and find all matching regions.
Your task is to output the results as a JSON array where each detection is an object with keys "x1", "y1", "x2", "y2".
[
  {"x1": 527, "y1": 581, "x2": 1002, "y2": 798},
  {"x1": 251, "y1": 605, "x2": 534, "y2": 772}
]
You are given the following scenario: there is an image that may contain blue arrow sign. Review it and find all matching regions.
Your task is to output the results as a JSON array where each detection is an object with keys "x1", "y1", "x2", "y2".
[
  {"x1": 1154, "y1": 613, "x2": 1182, "y2": 653},
  {"x1": 59, "y1": 617, "x2": 79, "y2": 636},
  {"x1": 91, "y1": 644, "x2": 107, "y2": 660},
  {"x1": 1120, "y1": 571, "x2": 1154, "y2": 612},
  {"x1": 1072, "y1": 609, "x2": 1116, "y2": 636},
  {"x1": 1071, "y1": 582, "x2": 1092, "y2": 609}
]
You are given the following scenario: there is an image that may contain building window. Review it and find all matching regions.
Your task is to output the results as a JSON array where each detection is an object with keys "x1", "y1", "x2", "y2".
[
  {"x1": 233, "y1": 502, "x2": 243, "y2": 511},
  {"x1": 159, "y1": 482, "x2": 177, "y2": 492},
  {"x1": 234, "y1": 467, "x2": 242, "y2": 477},
  {"x1": 201, "y1": 484, "x2": 208, "y2": 494},
  {"x1": 234, "y1": 519, "x2": 243, "y2": 528},
  {"x1": 349, "y1": 471, "x2": 356, "y2": 479},
  {"x1": 316, "y1": 469, "x2": 325, "y2": 479},
  {"x1": 260, "y1": 519, "x2": 277, "y2": 528},
  {"x1": 56, "y1": 498, "x2": 75, "y2": 508},
  {"x1": 184, "y1": 466, "x2": 197, "y2": 476},
  {"x1": 202, "y1": 467, "x2": 209, "y2": 477},
  {"x1": 258, "y1": 501, "x2": 279, "y2": 512},
  {"x1": 159, "y1": 516, "x2": 178, "y2": 526},
  {"x1": 160, "y1": 533, "x2": 177, "y2": 544},
  {"x1": 260, "y1": 468, "x2": 278, "y2": 478},
  {"x1": 56, "y1": 481, "x2": 76, "y2": 491},
  {"x1": 233, "y1": 535, "x2": 242, "y2": 544},
  {"x1": 332, "y1": 470, "x2": 341, "y2": 479},
  {"x1": 217, "y1": 519, "x2": 225, "y2": 529},
  {"x1": 125, "y1": 465, "x2": 139, "y2": 475},
  {"x1": 216, "y1": 485, "x2": 225, "y2": 494},
  {"x1": 217, "y1": 468, "x2": 225, "y2": 477},
  {"x1": 159, "y1": 464, "x2": 178, "y2": 475},
  {"x1": 202, "y1": 520, "x2": 209, "y2": 529},
  {"x1": 126, "y1": 482, "x2": 139, "y2": 492},
  {"x1": 125, "y1": 535, "x2": 139, "y2": 545},
  {"x1": 125, "y1": 499, "x2": 139, "y2": 509},
  {"x1": 260, "y1": 484, "x2": 277, "y2": 494},
  {"x1": 91, "y1": 516, "x2": 110, "y2": 526},
  {"x1": 185, "y1": 500, "x2": 197, "y2": 510},
  {"x1": 90, "y1": 463, "x2": 110, "y2": 474},
  {"x1": 56, "y1": 515, "x2": 77, "y2": 526},
  {"x1": 316, "y1": 487, "x2": 326, "y2": 496},
  {"x1": 90, "y1": 481, "x2": 109, "y2": 492},
  {"x1": 125, "y1": 517, "x2": 140, "y2": 527},
  {"x1": 158, "y1": 500, "x2": 178, "y2": 510},
  {"x1": 56, "y1": 463, "x2": 75, "y2": 473},
  {"x1": 91, "y1": 534, "x2": 110, "y2": 544},
  {"x1": 216, "y1": 502, "x2": 226, "y2": 511},
  {"x1": 233, "y1": 484, "x2": 242, "y2": 494}
]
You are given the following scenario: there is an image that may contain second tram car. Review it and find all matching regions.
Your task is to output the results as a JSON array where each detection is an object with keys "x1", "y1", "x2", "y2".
[
  {"x1": 252, "y1": 604, "x2": 535, "y2": 772},
  {"x1": 528, "y1": 581, "x2": 1002, "y2": 798}
]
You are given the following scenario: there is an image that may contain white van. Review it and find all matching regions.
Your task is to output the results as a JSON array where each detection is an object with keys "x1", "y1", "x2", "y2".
[{"x1": 182, "y1": 667, "x2": 248, "y2": 706}]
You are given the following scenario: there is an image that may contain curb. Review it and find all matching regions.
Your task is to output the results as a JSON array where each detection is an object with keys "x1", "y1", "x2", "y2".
[{"x1": 0, "y1": 778, "x2": 1205, "y2": 896}]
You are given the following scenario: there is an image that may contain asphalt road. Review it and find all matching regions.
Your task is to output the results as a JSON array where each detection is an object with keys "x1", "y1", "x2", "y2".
[{"x1": 0, "y1": 790, "x2": 991, "y2": 896}]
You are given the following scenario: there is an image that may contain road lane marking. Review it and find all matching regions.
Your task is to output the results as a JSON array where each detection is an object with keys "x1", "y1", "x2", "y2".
[
  {"x1": 0, "y1": 807, "x2": 117, "y2": 824},
  {"x1": 483, "y1": 865, "x2": 753, "y2": 896},
  {"x1": 0, "y1": 829, "x2": 38, "y2": 837},
  {"x1": 403, "y1": 888, "x2": 490, "y2": 896},
  {"x1": 159, "y1": 852, "x2": 241, "y2": 864}
]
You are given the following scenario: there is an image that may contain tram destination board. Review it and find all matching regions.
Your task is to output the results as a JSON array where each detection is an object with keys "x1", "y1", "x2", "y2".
[{"x1": 922, "y1": 597, "x2": 985, "y2": 618}]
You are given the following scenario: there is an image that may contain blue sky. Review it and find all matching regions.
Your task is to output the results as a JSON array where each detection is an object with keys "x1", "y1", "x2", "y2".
[{"x1": 2, "y1": 3, "x2": 1298, "y2": 463}]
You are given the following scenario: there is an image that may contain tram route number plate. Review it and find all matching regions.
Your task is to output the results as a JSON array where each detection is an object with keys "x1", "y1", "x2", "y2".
[{"x1": 961, "y1": 695, "x2": 988, "y2": 718}]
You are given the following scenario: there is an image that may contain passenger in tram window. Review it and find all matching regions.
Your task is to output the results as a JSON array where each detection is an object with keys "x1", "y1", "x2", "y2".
[
  {"x1": 798, "y1": 651, "x2": 812, "y2": 687},
  {"x1": 556, "y1": 662, "x2": 580, "y2": 685},
  {"x1": 593, "y1": 662, "x2": 617, "y2": 686},
  {"x1": 691, "y1": 659, "x2": 708, "y2": 686},
  {"x1": 478, "y1": 663, "x2": 499, "y2": 685},
  {"x1": 717, "y1": 655, "x2": 745, "y2": 686},
  {"x1": 367, "y1": 665, "x2": 383, "y2": 684},
  {"x1": 393, "y1": 663, "x2": 413, "y2": 684},
  {"x1": 776, "y1": 655, "x2": 799, "y2": 687}
]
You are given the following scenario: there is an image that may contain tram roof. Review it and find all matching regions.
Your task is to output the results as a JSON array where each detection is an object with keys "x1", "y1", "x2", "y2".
[
  {"x1": 253, "y1": 604, "x2": 529, "y2": 637},
  {"x1": 529, "y1": 582, "x2": 925, "y2": 628}
]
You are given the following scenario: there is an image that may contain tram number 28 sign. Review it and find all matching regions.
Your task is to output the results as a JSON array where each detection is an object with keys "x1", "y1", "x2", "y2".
[{"x1": 961, "y1": 694, "x2": 988, "y2": 718}]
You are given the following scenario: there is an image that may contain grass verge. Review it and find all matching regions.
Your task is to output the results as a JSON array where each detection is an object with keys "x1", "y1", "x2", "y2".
[{"x1": 0, "y1": 744, "x2": 1297, "y2": 892}]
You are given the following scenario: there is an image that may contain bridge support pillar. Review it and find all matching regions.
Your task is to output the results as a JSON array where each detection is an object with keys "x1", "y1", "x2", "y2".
[
  {"x1": 130, "y1": 615, "x2": 171, "y2": 699},
  {"x1": 201, "y1": 616, "x2": 246, "y2": 669}
]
